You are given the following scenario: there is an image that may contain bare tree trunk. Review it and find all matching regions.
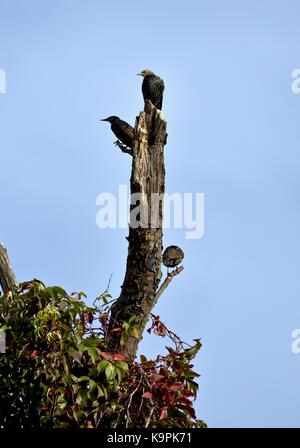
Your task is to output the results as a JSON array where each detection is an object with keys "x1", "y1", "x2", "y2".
[
  {"x1": 107, "y1": 100, "x2": 167, "y2": 359},
  {"x1": 0, "y1": 242, "x2": 17, "y2": 293}
]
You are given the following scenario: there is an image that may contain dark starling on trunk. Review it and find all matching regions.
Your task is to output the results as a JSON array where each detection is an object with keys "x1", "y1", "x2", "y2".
[
  {"x1": 101, "y1": 116, "x2": 134, "y2": 149},
  {"x1": 138, "y1": 69, "x2": 165, "y2": 110},
  {"x1": 162, "y1": 245, "x2": 184, "y2": 269}
]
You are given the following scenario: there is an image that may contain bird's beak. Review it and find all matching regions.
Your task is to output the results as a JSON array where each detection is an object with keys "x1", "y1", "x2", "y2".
[
  {"x1": 101, "y1": 118, "x2": 108, "y2": 121},
  {"x1": 137, "y1": 72, "x2": 143, "y2": 76}
]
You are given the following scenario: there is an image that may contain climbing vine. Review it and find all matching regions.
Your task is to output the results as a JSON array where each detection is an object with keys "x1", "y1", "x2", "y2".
[{"x1": 0, "y1": 281, "x2": 205, "y2": 428}]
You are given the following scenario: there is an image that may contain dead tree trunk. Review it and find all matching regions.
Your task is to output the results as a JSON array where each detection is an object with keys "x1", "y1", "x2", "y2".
[
  {"x1": 0, "y1": 242, "x2": 17, "y2": 293},
  {"x1": 107, "y1": 100, "x2": 167, "y2": 359}
]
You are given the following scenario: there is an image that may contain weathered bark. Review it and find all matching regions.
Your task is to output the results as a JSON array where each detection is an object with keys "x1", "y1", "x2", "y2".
[
  {"x1": 108, "y1": 100, "x2": 167, "y2": 358},
  {"x1": 0, "y1": 242, "x2": 17, "y2": 293}
]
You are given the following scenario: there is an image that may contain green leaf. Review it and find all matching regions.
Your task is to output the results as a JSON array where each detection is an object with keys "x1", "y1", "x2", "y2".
[
  {"x1": 86, "y1": 346, "x2": 100, "y2": 362},
  {"x1": 57, "y1": 394, "x2": 67, "y2": 410},
  {"x1": 114, "y1": 360, "x2": 128, "y2": 371},
  {"x1": 97, "y1": 360, "x2": 109, "y2": 373},
  {"x1": 105, "y1": 363, "x2": 116, "y2": 381},
  {"x1": 68, "y1": 349, "x2": 82, "y2": 363},
  {"x1": 89, "y1": 379, "x2": 98, "y2": 390},
  {"x1": 76, "y1": 376, "x2": 89, "y2": 383}
]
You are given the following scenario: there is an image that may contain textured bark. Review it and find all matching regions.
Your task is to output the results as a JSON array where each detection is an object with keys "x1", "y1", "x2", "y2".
[
  {"x1": 0, "y1": 242, "x2": 17, "y2": 293},
  {"x1": 108, "y1": 100, "x2": 167, "y2": 358}
]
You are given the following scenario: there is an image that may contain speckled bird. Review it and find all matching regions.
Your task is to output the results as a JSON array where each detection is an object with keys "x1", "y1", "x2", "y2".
[
  {"x1": 138, "y1": 69, "x2": 165, "y2": 110},
  {"x1": 162, "y1": 245, "x2": 184, "y2": 270},
  {"x1": 101, "y1": 116, "x2": 134, "y2": 149}
]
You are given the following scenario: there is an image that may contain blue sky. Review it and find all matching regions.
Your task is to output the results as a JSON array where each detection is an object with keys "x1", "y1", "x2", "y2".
[{"x1": 1, "y1": 0, "x2": 300, "y2": 427}]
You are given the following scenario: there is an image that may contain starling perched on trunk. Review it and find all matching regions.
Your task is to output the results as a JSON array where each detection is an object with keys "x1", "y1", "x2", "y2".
[
  {"x1": 101, "y1": 116, "x2": 134, "y2": 151},
  {"x1": 138, "y1": 69, "x2": 165, "y2": 110},
  {"x1": 162, "y1": 246, "x2": 184, "y2": 270}
]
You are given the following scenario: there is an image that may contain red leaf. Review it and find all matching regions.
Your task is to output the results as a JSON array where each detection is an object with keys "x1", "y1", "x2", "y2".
[
  {"x1": 159, "y1": 407, "x2": 168, "y2": 420},
  {"x1": 30, "y1": 350, "x2": 38, "y2": 359},
  {"x1": 182, "y1": 389, "x2": 196, "y2": 397},
  {"x1": 169, "y1": 384, "x2": 182, "y2": 392},
  {"x1": 111, "y1": 327, "x2": 123, "y2": 332},
  {"x1": 142, "y1": 391, "x2": 153, "y2": 399},
  {"x1": 178, "y1": 396, "x2": 192, "y2": 406},
  {"x1": 100, "y1": 351, "x2": 112, "y2": 361},
  {"x1": 150, "y1": 373, "x2": 165, "y2": 383},
  {"x1": 114, "y1": 353, "x2": 125, "y2": 361},
  {"x1": 179, "y1": 404, "x2": 196, "y2": 419},
  {"x1": 85, "y1": 419, "x2": 94, "y2": 428}
]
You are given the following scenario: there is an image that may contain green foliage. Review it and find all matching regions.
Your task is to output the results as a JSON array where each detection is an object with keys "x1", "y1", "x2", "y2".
[{"x1": 0, "y1": 281, "x2": 205, "y2": 428}]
